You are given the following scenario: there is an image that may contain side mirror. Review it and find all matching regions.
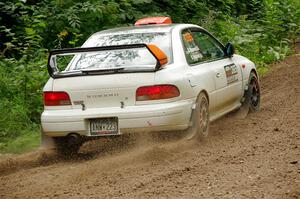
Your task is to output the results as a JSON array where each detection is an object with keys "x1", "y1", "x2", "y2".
[
  {"x1": 225, "y1": 43, "x2": 235, "y2": 57},
  {"x1": 146, "y1": 44, "x2": 168, "y2": 68}
]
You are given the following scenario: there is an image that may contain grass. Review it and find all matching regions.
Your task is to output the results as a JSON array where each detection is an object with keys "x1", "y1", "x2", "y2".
[
  {"x1": 0, "y1": 130, "x2": 40, "y2": 154},
  {"x1": 257, "y1": 66, "x2": 269, "y2": 77}
]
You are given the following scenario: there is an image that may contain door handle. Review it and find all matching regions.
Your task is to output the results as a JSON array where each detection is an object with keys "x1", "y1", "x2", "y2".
[{"x1": 216, "y1": 73, "x2": 221, "y2": 78}]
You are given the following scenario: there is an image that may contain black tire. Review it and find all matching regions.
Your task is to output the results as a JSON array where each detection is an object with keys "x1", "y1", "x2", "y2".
[
  {"x1": 243, "y1": 72, "x2": 261, "y2": 112},
  {"x1": 54, "y1": 136, "x2": 82, "y2": 156},
  {"x1": 185, "y1": 93, "x2": 209, "y2": 140}
]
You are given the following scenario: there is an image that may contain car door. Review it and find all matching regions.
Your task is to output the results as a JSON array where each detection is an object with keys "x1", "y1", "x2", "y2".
[{"x1": 182, "y1": 28, "x2": 243, "y2": 115}]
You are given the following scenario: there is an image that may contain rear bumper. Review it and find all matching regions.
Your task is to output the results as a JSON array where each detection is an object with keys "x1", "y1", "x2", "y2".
[{"x1": 41, "y1": 99, "x2": 195, "y2": 137}]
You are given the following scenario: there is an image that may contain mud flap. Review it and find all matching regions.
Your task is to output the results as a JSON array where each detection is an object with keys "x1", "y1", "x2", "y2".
[
  {"x1": 233, "y1": 103, "x2": 250, "y2": 119},
  {"x1": 184, "y1": 103, "x2": 198, "y2": 140},
  {"x1": 41, "y1": 131, "x2": 56, "y2": 149},
  {"x1": 233, "y1": 86, "x2": 250, "y2": 119}
]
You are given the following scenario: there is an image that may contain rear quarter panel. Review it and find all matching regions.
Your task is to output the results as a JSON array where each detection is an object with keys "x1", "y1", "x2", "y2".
[{"x1": 43, "y1": 78, "x2": 53, "y2": 92}]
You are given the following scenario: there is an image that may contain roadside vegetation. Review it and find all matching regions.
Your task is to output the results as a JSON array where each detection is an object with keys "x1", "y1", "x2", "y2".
[{"x1": 0, "y1": 0, "x2": 299, "y2": 153}]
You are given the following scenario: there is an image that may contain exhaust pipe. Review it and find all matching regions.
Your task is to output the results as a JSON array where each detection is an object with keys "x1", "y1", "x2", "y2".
[{"x1": 41, "y1": 132, "x2": 83, "y2": 150}]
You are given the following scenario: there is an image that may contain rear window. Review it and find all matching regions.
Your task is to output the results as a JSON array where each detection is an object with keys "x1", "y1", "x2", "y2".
[{"x1": 65, "y1": 32, "x2": 172, "y2": 71}]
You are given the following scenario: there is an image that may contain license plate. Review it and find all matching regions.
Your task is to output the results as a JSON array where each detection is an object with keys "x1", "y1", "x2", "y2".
[{"x1": 90, "y1": 117, "x2": 119, "y2": 136}]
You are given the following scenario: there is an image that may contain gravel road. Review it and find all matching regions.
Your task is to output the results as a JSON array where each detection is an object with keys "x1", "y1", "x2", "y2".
[{"x1": 0, "y1": 44, "x2": 299, "y2": 199}]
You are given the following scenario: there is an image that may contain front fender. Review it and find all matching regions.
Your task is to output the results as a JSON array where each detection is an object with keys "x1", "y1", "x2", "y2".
[{"x1": 231, "y1": 54, "x2": 258, "y2": 89}]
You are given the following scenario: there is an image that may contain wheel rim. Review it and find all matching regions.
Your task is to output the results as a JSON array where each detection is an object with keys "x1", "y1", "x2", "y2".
[
  {"x1": 250, "y1": 78, "x2": 260, "y2": 108},
  {"x1": 198, "y1": 100, "x2": 209, "y2": 134}
]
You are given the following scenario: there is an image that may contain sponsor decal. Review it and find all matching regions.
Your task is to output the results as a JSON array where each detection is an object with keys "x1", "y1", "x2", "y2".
[
  {"x1": 183, "y1": 32, "x2": 194, "y2": 42},
  {"x1": 224, "y1": 64, "x2": 238, "y2": 84}
]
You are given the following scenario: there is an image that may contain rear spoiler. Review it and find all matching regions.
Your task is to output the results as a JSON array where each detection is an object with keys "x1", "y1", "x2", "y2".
[{"x1": 47, "y1": 44, "x2": 168, "y2": 78}]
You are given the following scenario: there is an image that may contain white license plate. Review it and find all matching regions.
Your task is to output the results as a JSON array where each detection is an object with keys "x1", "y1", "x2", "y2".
[{"x1": 90, "y1": 117, "x2": 118, "y2": 136}]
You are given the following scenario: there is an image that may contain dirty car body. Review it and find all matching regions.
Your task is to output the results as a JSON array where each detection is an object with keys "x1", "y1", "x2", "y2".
[{"x1": 41, "y1": 18, "x2": 258, "y2": 151}]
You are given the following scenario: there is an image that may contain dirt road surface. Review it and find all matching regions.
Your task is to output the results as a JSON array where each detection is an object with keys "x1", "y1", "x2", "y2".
[{"x1": 0, "y1": 44, "x2": 299, "y2": 199}]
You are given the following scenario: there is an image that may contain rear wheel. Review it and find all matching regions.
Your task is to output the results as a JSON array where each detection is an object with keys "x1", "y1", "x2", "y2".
[
  {"x1": 54, "y1": 135, "x2": 83, "y2": 156},
  {"x1": 185, "y1": 93, "x2": 209, "y2": 140}
]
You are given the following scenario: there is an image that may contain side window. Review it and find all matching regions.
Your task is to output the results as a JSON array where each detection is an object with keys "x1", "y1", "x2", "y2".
[
  {"x1": 181, "y1": 29, "x2": 225, "y2": 64},
  {"x1": 181, "y1": 30, "x2": 204, "y2": 64},
  {"x1": 191, "y1": 31, "x2": 225, "y2": 61}
]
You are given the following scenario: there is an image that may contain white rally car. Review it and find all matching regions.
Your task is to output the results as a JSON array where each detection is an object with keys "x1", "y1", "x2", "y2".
[{"x1": 41, "y1": 17, "x2": 260, "y2": 155}]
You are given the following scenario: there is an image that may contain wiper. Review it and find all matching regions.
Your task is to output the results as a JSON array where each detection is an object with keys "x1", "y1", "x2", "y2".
[
  {"x1": 53, "y1": 66, "x2": 157, "y2": 78},
  {"x1": 122, "y1": 66, "x2": 156, "y2": 72},
  {"x1": 81, "y1": 67, "x2": 125, "y2": 74},
  {"x1": 53, "y1": 70, "x2": 82, "y2": 77}
]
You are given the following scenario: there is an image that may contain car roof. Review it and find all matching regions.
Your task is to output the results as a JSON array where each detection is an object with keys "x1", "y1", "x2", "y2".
[{"x1": 92, "y1": 24, "x2": 195, "y2": 35}]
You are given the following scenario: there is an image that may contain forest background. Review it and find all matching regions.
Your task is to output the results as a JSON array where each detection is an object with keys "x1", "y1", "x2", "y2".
[{"x1": 0, "y1": 0, "x2": 299, "y2": 153}]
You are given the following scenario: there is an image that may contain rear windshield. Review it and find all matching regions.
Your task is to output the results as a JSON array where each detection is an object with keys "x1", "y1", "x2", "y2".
[{"x1": 65, "y1": 32, "x2": 172, "y2": 71}]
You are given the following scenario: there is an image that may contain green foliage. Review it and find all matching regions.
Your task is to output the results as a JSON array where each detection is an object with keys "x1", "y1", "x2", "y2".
[
  {"x1": 0, "y1": 55, "x2": 48, "y2": 141},
  {"x1": 0, "y1": 0, "x2": 299, "y2": 153},
  {"x1": 0, "y1": 129, "x2": 40, "y2": 154}
]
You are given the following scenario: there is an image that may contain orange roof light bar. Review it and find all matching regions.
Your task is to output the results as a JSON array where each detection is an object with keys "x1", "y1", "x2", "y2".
[{"x1": 135, "y1": 17, "x2": 172, "y2": 26}]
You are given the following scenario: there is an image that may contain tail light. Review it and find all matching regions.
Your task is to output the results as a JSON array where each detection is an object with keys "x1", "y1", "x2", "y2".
[
  {"x1": 136, "y1": 85, "x2": 180, "y2": 101},
  {"x1": 43, "y1": 91, "x2": 71, "y2": 106}
]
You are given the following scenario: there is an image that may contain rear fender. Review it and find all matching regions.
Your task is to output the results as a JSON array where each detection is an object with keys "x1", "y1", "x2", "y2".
[{"x1": 43, "y1": 78, "x2": 54, "y2": 92}]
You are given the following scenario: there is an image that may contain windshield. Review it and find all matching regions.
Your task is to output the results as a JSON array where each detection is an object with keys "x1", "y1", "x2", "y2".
[{"x1": 65, "y1": 32, "x2": 172, "y2": 71}]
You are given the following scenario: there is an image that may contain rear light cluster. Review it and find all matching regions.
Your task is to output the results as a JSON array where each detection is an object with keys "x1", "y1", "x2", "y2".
[
  {"x1": 136, "y1": 85, "x2": 180, "y2": 101},
  {"x1": 43, "y1": 91, "x2": 71, "y2": 106},
  {"x1": 43, "y1": 85, "x2": 179, "y2": 105}
]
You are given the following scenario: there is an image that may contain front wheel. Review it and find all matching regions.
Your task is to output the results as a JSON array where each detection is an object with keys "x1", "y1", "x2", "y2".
[
  {"x1": 243, "y1": 72, "x2": 261, "y2": 112},
  {"x1": 185, "y1": 93, "x2": 209, "y2": 140}
]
